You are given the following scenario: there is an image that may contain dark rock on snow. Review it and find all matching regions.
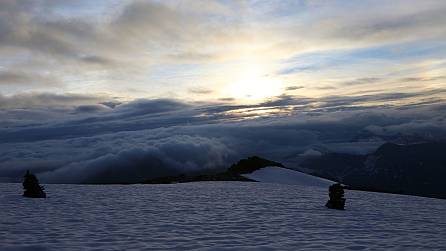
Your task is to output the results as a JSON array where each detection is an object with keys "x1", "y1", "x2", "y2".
[
  {"x1": 326, "y1": 183, "x2": 346, "y2": 210},
  {"x1": 23, "y1": 170, "x2": 46, "y2": 198},
  {"x1": 143, "y1": 156, "x2": 284, "y2": 184}
]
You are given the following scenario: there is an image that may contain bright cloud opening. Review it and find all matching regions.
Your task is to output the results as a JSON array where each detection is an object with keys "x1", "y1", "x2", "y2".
[{"x1": 224, "y1": 63, "x2": 283, "y2": 101}]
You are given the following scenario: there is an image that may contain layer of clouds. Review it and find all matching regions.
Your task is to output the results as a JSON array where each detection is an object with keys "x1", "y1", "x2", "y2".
[
  {"x1": 0, "y1": 71, "x2": 60, "y2": 87},
  {"x1": 39, "y1": 135, "x2": 232, "y2": 184},
  {"x1": 1, "y1": 91, "x2": 445, "y2": 183},
  {"x1": 0, "y1": 93, "x2": 105, "y2": 109}
]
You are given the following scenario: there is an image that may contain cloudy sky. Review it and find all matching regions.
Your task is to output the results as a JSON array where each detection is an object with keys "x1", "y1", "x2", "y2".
[{"x1": 1, "y1": 0, "x2": 445, "y2": 183}]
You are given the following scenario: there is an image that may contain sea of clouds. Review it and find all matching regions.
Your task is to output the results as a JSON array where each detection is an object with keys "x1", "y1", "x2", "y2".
[{"x1": 1, "y1": 92, "x2": 445, "y2": 183}]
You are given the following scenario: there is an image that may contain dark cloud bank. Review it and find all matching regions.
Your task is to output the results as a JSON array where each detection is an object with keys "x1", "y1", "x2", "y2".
[{"x1": 1, "y1": 92, "x2": 445, "y2": 184}]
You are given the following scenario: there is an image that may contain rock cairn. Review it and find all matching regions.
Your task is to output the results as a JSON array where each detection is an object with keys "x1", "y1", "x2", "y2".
[
  {"x1": 23, "y1": 170, "x2": 46, "y2": 198},
  {"x1": 326, "y1": 183, "x2": 345, "y2": 210}
]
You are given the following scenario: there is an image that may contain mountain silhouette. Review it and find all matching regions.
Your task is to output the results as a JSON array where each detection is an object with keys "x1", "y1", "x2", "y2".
[{"x1": 300, "y1": 142, "x2": 446, "y2": 199}]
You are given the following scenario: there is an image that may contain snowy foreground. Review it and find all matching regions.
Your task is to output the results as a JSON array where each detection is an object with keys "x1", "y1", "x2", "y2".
[{"x1": 1, "y1": 170, "x2": 446, "y2": 250}]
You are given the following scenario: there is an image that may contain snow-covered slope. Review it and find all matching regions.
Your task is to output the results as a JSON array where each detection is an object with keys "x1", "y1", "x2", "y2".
[
  {"x1": 1, "y1": 182, "x2": 445, "y2": 250},
  {"x1": 242, "y1": 166, "x2": 334, "y2": 187}
]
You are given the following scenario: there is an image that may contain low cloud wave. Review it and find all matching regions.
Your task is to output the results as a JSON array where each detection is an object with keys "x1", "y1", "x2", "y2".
[{"x1": 39, "y1": 135, "x2": 233, "y2": 183}]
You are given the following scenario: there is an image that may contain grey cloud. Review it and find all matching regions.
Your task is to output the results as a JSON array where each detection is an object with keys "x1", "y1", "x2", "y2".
[
  {"x1": 275, "y1": 1, "x2": 446, "y2": 57},
  {"x1": 110, "y1": 1, "x2": 202, "y2": 49},
  {"x1": 365, "y1": 119, "x2": 446, "y2": 140},
  {"x1": 0, "y1": 0, "x2": 241, "y2": 93},
  {"x1": 80, "y1": 55, "x2": 115, "y2": 66},
  {"x1": 341, "y1": 77, "x2": 381, "y2": 86},
  {"x1": 260, "y1": 95, "x2": 312, "y2": 107},
  {"x1": 0, "y1": 1, "x2": 103, "y2": 57},
  {"x1": 0, "y1": 15, "x2": 79, "y2": 58},
  {"x1": 0, "y1": 98, "x2": 193, "y2": 143},
  {"x1": 299, "y1": 149, "x2": 322, "y2": 158},
  {"x1": 328, "y1": 4, "x2": 446, "y2": 42},
  {"x1": 0, "y1": 71, "x2": 60, "y2": 87},
  {"x1": 113, "y1": 98, "x2": 189, "y2": 116},
  {"x1": 167, "y1": 52, "x2": 218, "y2": 62},
  {"x1": 100, "y1": 101, "x2": 122, "y2": 109},
  {"x1": 314, "y1": 85, "x2": 337, "y2": 90},
  {"x1": 285, "y1": 86, "x2": 304, "y2": 91},
  {"x1": 73, "y1": 104, "x2": 111, "y2": 114},
  {"x1": 39, "y1": 135, "x2": 233, "y2": 183},
  {"x1": 218, "y1": 98, "x2": 236, "y2": 102},
  {"x1": 0, "y1": 93, "x2": 106, "y2": 109},
  {"x1": 189, "y1": 87, "x2": 213, "y2": 95},
  {"x1": 399, "y1": 75, "x2": 446, "y2": 83}
]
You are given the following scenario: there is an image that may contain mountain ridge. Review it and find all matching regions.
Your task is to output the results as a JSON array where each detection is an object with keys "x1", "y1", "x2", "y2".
[
  {"x1": 300, "y1": 141, "x2": 446, "y2": 199},
  {"x1": 142, "y1": 156, "x2": 285, "y2": 184}
]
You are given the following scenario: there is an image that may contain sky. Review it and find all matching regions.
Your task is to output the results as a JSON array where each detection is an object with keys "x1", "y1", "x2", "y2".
[{"x1": 0, "y1": 0, "x2": 445, "y2": 183}]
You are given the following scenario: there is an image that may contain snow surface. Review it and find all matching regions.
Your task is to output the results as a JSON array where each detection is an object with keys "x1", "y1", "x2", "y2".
[
  {"x1": 242, "y1": 166, "x2": 334, "y2": 187},
  {"x1": 1, "y1": 182, "x2": 446, "y2": 250}
]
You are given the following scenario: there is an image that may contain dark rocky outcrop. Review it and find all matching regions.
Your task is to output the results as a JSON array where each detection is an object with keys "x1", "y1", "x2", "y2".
[
  {"x1": 143, "y1": 156, "x2": 284, "y2": 184},
  {"x1": 325, "y1": 183, "x2": 346, "y2": 210},
  {"x1": 23, "y1": 170, "x2": 46, "y2": 198},
  {"x1": 143, "y1": 173, "x2": 254, "y2": 184},
  {"x1": 227, "y1": 156, "x2": 285, "y2": 174}
]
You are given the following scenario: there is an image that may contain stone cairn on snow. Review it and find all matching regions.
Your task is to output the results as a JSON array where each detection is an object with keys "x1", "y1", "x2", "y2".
[
  {"x1": 23, "y1": 170, "x2": 46, "y2": 198},
  {"x1": 325, "y1": 183, "x2": 345, "y2": 210}
]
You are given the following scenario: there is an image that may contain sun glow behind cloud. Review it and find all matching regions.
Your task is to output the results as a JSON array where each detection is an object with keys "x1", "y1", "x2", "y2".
[
  {"x1": 222, "y1": 62, "x2": 284, "y2": 102},
  {"x1": 0, "y1": 0, "x2": 445, "y2": 105}
]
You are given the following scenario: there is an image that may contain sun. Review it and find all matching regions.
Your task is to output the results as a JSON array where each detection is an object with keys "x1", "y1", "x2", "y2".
[{"x1": 225, "y1": 64, "x2": 283, "y2": 101}]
